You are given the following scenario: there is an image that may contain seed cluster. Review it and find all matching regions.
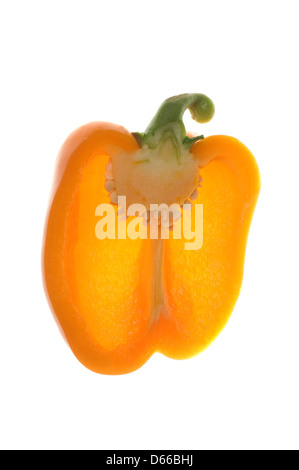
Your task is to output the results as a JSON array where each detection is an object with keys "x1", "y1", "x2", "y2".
[{"x1": 104, "y1": 159, "x2": 202, "y2": 227}]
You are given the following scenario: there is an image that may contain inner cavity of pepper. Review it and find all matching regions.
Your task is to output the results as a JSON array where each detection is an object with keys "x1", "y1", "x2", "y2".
[{"x1": 102, "y1": 150, "x2": 203, "y2": 324}]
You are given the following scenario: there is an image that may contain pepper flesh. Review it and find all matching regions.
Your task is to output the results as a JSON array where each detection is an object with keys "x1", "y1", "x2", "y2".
[{"x1": 43, "y1": 100, "x2": 260, "y2": 375}]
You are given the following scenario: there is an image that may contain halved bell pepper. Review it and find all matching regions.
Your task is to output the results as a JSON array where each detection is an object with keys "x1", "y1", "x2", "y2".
[{"x1": 43, "y1": 93, "x2": 261, "y2": 375}]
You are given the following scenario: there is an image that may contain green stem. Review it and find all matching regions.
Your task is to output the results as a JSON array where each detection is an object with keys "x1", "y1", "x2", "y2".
[{"x1": 133, "y1": 93, "x2": 215, "y2": 152}]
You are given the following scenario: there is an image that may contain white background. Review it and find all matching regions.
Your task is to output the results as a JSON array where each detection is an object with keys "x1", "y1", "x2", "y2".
[{"x1": 0, "y1": 0, "x2": 298, "y2": 451}]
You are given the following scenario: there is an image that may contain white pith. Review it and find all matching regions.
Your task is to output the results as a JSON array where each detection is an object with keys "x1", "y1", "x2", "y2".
[{"x1": 103, "y1": 148, "x2": 202, "y2": 227}]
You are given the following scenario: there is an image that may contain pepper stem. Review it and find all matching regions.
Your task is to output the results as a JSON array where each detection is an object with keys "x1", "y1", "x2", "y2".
[{"x1": 133, "y1": 93, "x2": 215, "y2": 152}]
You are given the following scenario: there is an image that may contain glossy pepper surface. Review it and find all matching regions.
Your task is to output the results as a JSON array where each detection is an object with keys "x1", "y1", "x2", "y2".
[{"x1": 43, "y1": 94, "x2": 261, "y2": 375}]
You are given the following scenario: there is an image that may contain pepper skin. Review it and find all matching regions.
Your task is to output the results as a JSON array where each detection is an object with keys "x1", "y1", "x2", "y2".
[{"x1": 42, "y1": 94, "x2": 261, "y2": 375}]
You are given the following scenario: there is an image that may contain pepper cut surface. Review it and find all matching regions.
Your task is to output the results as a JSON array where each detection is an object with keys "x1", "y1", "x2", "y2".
[{"x1": 43, "y1": 95, "x2": 261, "y2": 374}]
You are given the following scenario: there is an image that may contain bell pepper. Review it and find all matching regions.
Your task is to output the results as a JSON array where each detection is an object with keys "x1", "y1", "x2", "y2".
[{"x1": 43, "y1": 93, "x2": 261, "y2": 375}]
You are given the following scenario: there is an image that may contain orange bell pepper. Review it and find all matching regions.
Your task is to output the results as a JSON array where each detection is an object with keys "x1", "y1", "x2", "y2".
[{"x1": 43, "y1": 94, "x2": 261, "y2": 375}]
